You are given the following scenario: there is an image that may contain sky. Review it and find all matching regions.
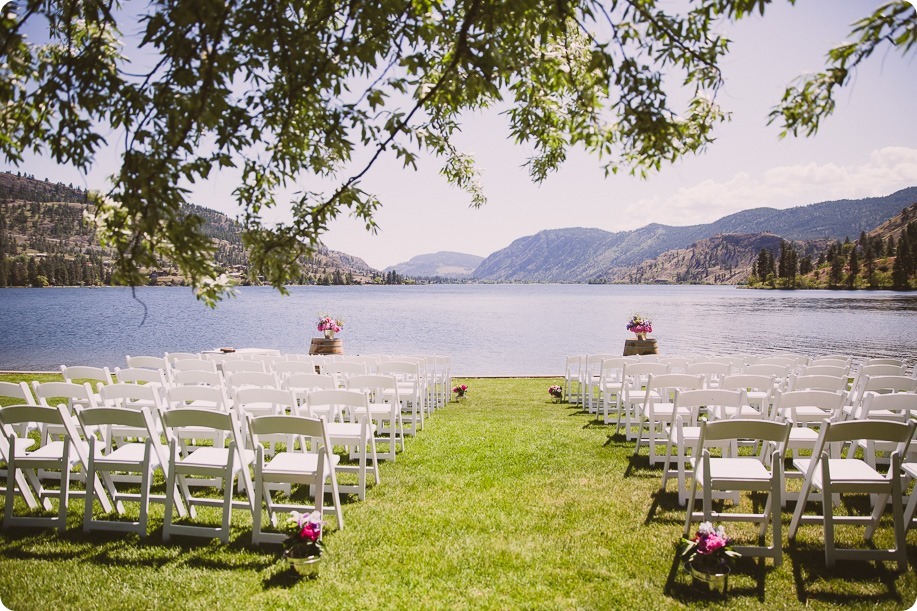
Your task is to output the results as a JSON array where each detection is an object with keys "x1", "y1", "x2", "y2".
[{"x1": 7, "y1": 0, "x2": 917, "y2": 271}]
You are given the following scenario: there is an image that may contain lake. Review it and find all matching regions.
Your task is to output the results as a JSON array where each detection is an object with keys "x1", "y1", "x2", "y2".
[{"x1": 1, "y1": 284, "x2": 915, "y2": 375}]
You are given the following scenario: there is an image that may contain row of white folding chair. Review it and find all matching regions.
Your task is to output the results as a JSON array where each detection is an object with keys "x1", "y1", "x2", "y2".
[
  {"x1": 1, "y1": 395, "x2": 348, "y2": 540},
  {"x1": 680, "y1": 415, "x2": 916, "y2": 571}
]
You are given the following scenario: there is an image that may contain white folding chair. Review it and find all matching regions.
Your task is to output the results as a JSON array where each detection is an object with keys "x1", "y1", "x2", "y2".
[
  {"x1": 719, "y1": 374, "x2": 776, "y2": 416},
  {"x1": 171, "y1": 369, "x2": 225, "y2": 388},
  {"x1": 684, "y1": 418, "x2": 791, "y2": 566},
  {"x1": 685, "y1": 362, "x2": 730, "y2": 388},
  {"x1": 305, "y1": 389, "x2": 379, "y2": 500},
  {"x1": 0, "y1": 404, "x2": 113, "y2": 532},
  {"x1": 583, "y1": 354, "x2": 618, "y2": 413},
  {"x1": 346, "y1": 374, "x2": 405, "y2": 461},
  {"x1": 78, "y1": 405, "x2": 186, "y2": 535},
  {"x1": 660, "y1": 388, "x2": 747, "y2": 506},
  {"x1": 789, "y1": 419, "x2": 916, "y2": 570},
  {"x1": 284, "y1": 373, "x2": 337, "y2": 420},
  {"x1": 377, "y1": 361, "x2": 425, "y2": 435},
  {"x1": 598, "y1": 357, "x2": 630, "y2": 426},
  {"x1": 563, "y1": 355, "x2": 585, "y2": 405},
  {"x1": 161, "y1": 409, "x2": 254, "y2": 543},
  {"x1": 619, "y1": 362, "x2": 669, "y2": 440},
  {"x1": 31, "y1": 381, "x2": 99, "y2": 444},
  {"x1": 633, "y1": 373, "x2": 705, "y2": 465},
  {"x1": 249, "y1": 414, "x2": 344, "y2": 543}
]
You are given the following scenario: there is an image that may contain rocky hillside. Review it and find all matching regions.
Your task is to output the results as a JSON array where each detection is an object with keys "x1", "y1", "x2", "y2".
[
  {"x1": 384, "y1": 251, "x2": 483, "y2": 278},
  {"x1": 606, "y1": 233, "x2": 828, "y2": 284},
  {"x1": 473, "y1": 187, "x2": 917, "y2": 282},
  {"x1": 0, "y1": 172, "x2": 378, "y2": 286}
]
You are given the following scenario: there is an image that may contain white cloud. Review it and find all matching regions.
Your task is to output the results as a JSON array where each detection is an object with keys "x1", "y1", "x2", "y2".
[{"x1": 626, "y1": 147, "x2": 917, "y2": 228}]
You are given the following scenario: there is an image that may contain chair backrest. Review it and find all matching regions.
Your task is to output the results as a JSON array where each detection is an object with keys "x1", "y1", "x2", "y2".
[
  {"x1": 99, "y1": 382, "x2": 165, "y2": 411},
  {"x1": 61, "y1": 365, "x2": 114, "y2": 386},
  {"x1": 0, "y1": 381, "x2": 37, "y2": 406},
  {"x1": 788, "y1": 374, "x2": 847, "y2": 393},
  {"x1": 673, "y1": 388, "x2": 746, "y2": 420},
  {"x1": 346, "y1": 374, "x2": 399, "y2": 403},
  {"x1": 646, "y1": 374, "x2": 705, "y2": 401},
  {"x1": 114, "y1": 366, "x2": 169, "y2": 388},
  {"x1": 808, "y1": 356, "x2": 851, "y2": 368},
  {"x1": 165, "y1": 385, "x2": 231, "y2": 412},
  {"x1": 320, "y1": 361, "x2": 367, "y2": 381},
  {"x1": 0, "y1": 403, "x2": 89, "y2": 463},
  {"x1": 623, "y1": 362, "x2": 669, "y2": 380},
  {"x1": 858, "y1": 363, "x2": 908, "y2": 378},
  {"x1": 862, "y1": 358, "x2": 907, "y2": 369},
  {"x1": 77, "y1": 406, "x2": 168, "y2": 467},
  {"x1": 305, "y1": 389, "x2": 370, "y2": 421},
  {"x1": 857, "y1": 375, "x2": 917, "y2": 395},
  {"x1": 171, "y1": 369, "x2": 225, "y2": 388},
  {"x1": 165, "y1": 352, "x2": 201, "y2": 364},
  {"x1": 744, "y1": 363, "x2": 790, "y2": 379},
  {"x1": 233, "y1": 387, "x2": 297, "y2": 415},
  {"x1": 227, "y1": 371, "x2": 279, "y2": 392},
  {"x1": 31, "y1": 381, "x2": 97, "y2": 410},
  {"x1": 599, "y1": 357, "x2": 630, "y2": 382},
  {"x1": 857, "y1": 392, "x2": 917, "y2": 421},
  {"x1": 661, "y1": 356, "x2": 696, "y2": 373},
  {"x1": 772, "y1": 389, "x2": 845, "y2": 422},
  {"x1": 377, "y1": 361, "x2": 421, "y2": 379},
  {"x1": 249, "y1": 413, "x2": 328, "y2": 440},
  {"x1": 125, "y1": 355, "x2": 168, "y2": 371},
  {"x1": 698, "y1": 418, "x2": 791, "y2": 445},
  {"x1": 171, "y1": 358, "x2": 218, "y2": 374},
  {"x1": 720, "y1": 374, "x2": 776, "y2": 393},
  {"x1": 757, "y1": 356, "x2": 801, "y2": 372},
  {"x1": 272, "y1": 361, "x2": 319, "y2": 378},
  {"x1": 161, "y1": 408, "x2": 241, "y2": 443},
  {"x1": 685, "y1": 362, "x2": 730, "y2": 381},
  {"x1": 821, "y1": 418, "x2": 915, "y2": 446},
  {"x1": 222, "y1": 360, "x2": 266, "y2": 375},
  {"x1": 284, "y1": 373, "x2": 335, "y2": 394},
  {"x1": 799, "y1": 365, "x2": 849, "y2": 378}
]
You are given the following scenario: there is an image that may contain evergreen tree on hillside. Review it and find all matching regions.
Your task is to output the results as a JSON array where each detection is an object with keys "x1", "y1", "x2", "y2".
[{"x1": 847, "y1": 246, "x2": 859, "y2": 289}]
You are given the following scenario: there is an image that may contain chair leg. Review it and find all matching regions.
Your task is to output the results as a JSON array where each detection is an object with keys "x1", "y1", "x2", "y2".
[
  {"x1": 822, "y1": 465, "x2": 836, "y2": 568},
  {"x1": 684, "y1": 475, "x2": 700, "y2": 537}
]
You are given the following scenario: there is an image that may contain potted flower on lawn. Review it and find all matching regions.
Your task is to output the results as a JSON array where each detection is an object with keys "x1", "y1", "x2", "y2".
[
  {"x1": 548, "y1": 385, "x2": 563, "y2": 402},
  {"x1": 681, "y1": 522, "x2": 740, "y2": 596},
  {"x1": 452, "y1": 384, "x2": 468, "y2": 400},
  {"x1": 284, "y1": 510, "x2": 325, "y2": 577}
]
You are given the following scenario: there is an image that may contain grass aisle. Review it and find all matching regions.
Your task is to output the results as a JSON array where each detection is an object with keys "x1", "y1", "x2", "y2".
[{"x1": 0, "y1": 377, "x2": 914, "y2": 609}]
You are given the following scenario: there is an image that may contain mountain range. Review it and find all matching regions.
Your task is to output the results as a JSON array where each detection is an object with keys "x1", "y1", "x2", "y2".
[
  {"x1": 3, "y1": 169, "x2": 915, "y2": 287},
  {"x1": 472, "y1": 187, "x2": 917, "y2": 282}
]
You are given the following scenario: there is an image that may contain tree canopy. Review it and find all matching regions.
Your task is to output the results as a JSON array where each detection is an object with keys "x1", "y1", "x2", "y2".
[{"x1": 0, "y1": 0, "x2": 914, "y2": 304}]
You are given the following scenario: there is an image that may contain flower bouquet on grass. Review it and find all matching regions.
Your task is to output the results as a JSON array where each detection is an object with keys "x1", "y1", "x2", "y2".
[
  {"x1": 284, "y1": 511, "x2": 324, "y2": 576},
  {"x1": 681, "y1": 522, "x2": 740, "y2": 595},
  {"x1": 452, "y1": 384, "x2": 468, "y2": 400},
  {"x1": 548, "y1": 385, "x2": 563, "y2": 402},
  {"x1": 626, "y1": 314, "x2": 652, "y2": 339}
]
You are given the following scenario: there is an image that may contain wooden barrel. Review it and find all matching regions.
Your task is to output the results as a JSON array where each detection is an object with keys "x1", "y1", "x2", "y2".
[
  {"x1": 623, "y1": 338, "x2": 658, "y2": 357},
  {"x1": 309, "y1": 338, "x2": 343, "y2": 355}
]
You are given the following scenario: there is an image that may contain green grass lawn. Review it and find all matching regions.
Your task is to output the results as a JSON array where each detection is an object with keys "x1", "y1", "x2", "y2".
[{"x1": 0, "y1": 375, "x2": 914, "y2": 609}]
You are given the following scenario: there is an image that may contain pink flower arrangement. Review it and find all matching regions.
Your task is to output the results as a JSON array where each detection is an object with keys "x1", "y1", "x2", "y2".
[
  {"x1": 681, "y1": 522, "x2": 740, "y2": 572},
  {"x1": 453, "y1": 384, "x2": 468, "y2": 398},
  {"x1": 285, "y1": 510, "x2": 324, "y2": 558},
  {"x1": 626, "y1": 314, "x2": 652, "y2": 334},
  {"x1": 548, "y1": 385, "x2": 563, "y2": 399},
  {"x1": 317, "y1": 315, "x2": 344, "y2": 334}
]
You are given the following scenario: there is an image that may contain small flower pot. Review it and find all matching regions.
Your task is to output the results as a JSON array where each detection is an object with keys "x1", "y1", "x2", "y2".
[
  {"x1": 686, "y1": 560, "x2": 729, "y2": 596},
  {"x1": 285, "y1": 548, "x2": 322, "y2": 578},
  {"x1": 323, "y1": 329, "x2": 335, "y2": 340}
]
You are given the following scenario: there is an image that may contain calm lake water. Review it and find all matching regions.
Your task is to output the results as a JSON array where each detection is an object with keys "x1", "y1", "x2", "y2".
[{"x1": 1, "y1": 284, "x2": 915, "y2": 375}]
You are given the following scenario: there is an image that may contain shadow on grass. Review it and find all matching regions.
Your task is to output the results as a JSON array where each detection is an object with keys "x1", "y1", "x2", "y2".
[
  {"x1": 787, "y1": 539, "x2": 907, "y2": 606},
  {"x1": 643, "y1": 489, "x2": 685, "y2": 526}
]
